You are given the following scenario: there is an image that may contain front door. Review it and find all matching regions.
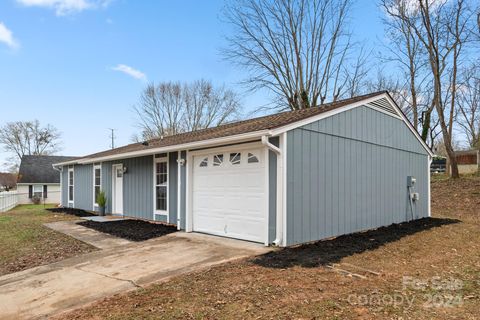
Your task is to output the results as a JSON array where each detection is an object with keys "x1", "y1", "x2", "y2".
[{"x1": 112, "y1": 164, "x2": 124, "y2": 214}]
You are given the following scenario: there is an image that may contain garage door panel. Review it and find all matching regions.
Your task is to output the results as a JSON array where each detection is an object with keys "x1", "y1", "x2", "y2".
[{"x1": 192, "y1": 147, "x2": 267, "y2": 243}]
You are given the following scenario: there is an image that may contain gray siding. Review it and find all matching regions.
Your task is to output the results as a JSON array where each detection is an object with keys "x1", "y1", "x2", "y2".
[
  {"x1": 122, "y1": 156, "x2": 154, "y2": 220},
  {"x1": 61, "y1": 166, "x2": 68, "y2": 207},
  {"x1": 101, "y1": 162, "x2": 113, "y2": 213},
  {"x1": 73, "y1": 164, "x2": 93, "y2": 211},
  {"x1": 101, "y1": 153, "x2": 180, "y2": 223},
  {"x1": 286, "y1": 105, "x2": 429, "y2": 246},
  {"x1": 168, "y1": 151, "x2": 178, "y2": 224},
  {"x1": 268, "y1": 137, "x2": 279, "y2": 243}
]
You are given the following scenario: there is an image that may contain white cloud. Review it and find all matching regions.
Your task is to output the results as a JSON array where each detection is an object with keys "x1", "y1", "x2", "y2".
[
  {"x1": 16, "y1": 0, "x2": 112, "y2": 16},
  {"x1": 0, "y1": 22, "x2": 19, "y2": 49},
  {"x1": 111, "y1": 64, "x2": 147, "y2": 81}
]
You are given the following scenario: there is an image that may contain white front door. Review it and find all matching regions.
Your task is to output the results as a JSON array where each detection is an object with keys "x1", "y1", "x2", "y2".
[
  {"x1": 192, "y1": 146, "x2": 267, "y2": 243},
  {"x1": 112, "y1": 164, "x2": 124, "y2": 214}
]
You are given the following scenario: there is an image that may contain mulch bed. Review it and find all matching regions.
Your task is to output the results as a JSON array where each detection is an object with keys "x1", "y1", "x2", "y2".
[
  {"x1": 77, "y1": 219, "x2": 177, "y2": 241},
  {"x1": 46, "y1": 207, "x2": 97, "y2": 217}
]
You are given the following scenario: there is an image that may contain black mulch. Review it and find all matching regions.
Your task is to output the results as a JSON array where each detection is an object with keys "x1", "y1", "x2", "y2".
[
  {"x1": 46, "y1": 207, "x2": 97, "y2": 217},
  {"x1": 77, "y1": 219, "x2": 178, "y2": 241}
]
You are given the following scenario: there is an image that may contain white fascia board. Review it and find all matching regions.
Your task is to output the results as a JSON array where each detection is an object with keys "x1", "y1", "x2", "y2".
[
  {"x1": 382, "y1": 94, "x2": 434, "y2": 157},
  {"x1": 52, "y1": 160, "x2": 78, "y2": 167},
  {"x1": 16, "y1": 183, "x2": 60, "y2": 186},
  {"x1": 76, "y1": 130, "x2": 271, "y2": 165},
  {"x1": 269, "y1": 94, "x2": 384, "y2": 136},
  {"x1": 270, "y1": 93, "x2": 434, "y2": 157}
]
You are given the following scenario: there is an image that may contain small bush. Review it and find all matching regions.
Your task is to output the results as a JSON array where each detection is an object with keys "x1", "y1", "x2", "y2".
[{"x1": 31, "y1": 196, "x2": 41, "y2": 205}]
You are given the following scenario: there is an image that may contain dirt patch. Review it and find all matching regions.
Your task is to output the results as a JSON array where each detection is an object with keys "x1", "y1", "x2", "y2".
[
  {"x1": 47, "y1": 207, "x2": 97, "y2": 217},
  {"x1": 253, "y1": 217, "x2": 459, "y2": 269},
  {"x1": 0, "y1": 205, "x2": 96, "y2": 276},
  {"x1": 77, "y1": 220, "x2": 177, "y2": 241}
]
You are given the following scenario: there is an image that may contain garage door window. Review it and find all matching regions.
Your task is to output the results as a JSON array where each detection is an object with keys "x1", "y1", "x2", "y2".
[
  {"x1": 155, "y1": 159, "x2": 168, "y2": 213},
  {"x1": 229, "y1": 153, "x2": 241, "y2": 165},
  {"x1": 199, "y1": 157, "x2": 208, "y2": 167},
  {"x1": 247, "y1": 153, "x2": 259, "y2": 163},
  {"x1": 213, "y1": 154, "x2": 223, "y2": 166}
]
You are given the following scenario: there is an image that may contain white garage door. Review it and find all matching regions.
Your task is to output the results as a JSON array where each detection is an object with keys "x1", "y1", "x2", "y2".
[{"x1": 192, "y1": 147, "x2": 267, "y2": 243}]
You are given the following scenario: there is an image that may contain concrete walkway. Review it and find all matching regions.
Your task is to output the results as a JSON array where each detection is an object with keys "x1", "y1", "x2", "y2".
[
  {"x1": 45, "y1": 220, "x2": 132, "y2": 249},
  {"x1": 0, "y1": 232, "x2": 271, "y2": 320}
]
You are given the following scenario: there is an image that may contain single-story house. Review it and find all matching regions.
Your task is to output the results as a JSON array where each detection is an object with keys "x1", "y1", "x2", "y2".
[
  {"x1": 17, "y1": 155, "x2": 79, "y2": 204},
  {"x1": 54, "y1": 91, "x2": 433, "y2": 246}
]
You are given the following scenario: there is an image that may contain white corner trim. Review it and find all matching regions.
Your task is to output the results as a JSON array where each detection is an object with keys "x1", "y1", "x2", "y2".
[
  {"x1": 281, "y1": 132, "x2": 288, "y2": 247},
  {"x1": 185, "y1": 151, "x2": 193, "y2": 232},
  {"x1": 177, "y1": 151, "x2": 182, "y2": 230},
  {"x1": 428, "y1": 156, "x2": 432, "y2": 217}
]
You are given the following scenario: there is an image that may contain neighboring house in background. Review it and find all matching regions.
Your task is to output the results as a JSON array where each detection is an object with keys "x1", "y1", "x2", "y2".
[
  {"x1": 454, "y1": 150, "x2": 479, "y2": 175},
  {"x1": 54, "y1": 91, "x2": 433, "y2": 247},
  {"x1": 0, "y1": 173, "x2": 17, "y2": 191},
  {"x1": 17, "y1": 155, "x2": 79, "y2": 204}
]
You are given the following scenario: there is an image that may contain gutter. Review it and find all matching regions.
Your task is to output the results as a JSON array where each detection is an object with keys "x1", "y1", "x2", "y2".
[
  {"x1": 53, "y1": 130, "x2": 271, "y2": 167},
  {"x1": 261, "y1": 135, "x2": 283, "y2": 246}
]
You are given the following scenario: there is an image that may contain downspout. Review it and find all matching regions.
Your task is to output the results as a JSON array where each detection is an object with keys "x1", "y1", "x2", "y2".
[{"x1": 261, "y1": 135, "x2": 282, "y2": 246}]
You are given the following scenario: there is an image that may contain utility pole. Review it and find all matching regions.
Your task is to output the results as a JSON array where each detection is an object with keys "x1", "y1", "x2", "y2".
[{"x1": 108, "y1": 128, "x2": 116, "y2": 149}]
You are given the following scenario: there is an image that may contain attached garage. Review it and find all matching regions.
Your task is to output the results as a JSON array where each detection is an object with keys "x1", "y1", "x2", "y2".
[
  {"x1": 191, "y1": 145, "x2": 267, "y2": 243},
  {"x1": 55, "y1": 91, "x2": 433, "y2": 247}
]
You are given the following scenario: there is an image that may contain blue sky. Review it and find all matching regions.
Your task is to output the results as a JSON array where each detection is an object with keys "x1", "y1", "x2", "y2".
[{"x1": 0, "y1": 0, "x2": 384, "y2": 170}]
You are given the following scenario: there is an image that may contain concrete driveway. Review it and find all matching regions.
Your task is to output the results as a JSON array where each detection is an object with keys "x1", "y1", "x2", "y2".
[{"x1": 0, "y1": 232, "x2": 271, "y2": 320}]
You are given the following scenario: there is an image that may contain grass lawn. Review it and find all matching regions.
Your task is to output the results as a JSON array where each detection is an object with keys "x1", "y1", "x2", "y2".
[
  {"x1": 57, "y1": 176, "x2": 480, "y2": 320},
  {"x1": 0, "y1": 205, "x2": 96, "y2": 276}
]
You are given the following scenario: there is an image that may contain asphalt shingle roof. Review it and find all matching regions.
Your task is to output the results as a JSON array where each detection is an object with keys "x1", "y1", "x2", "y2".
[
  {"x1": 80, "y1": 91, "x2": 387, "y2": 161},
  {"x1": 18, "y1": 155, "x2": 79, "y2": 184}
]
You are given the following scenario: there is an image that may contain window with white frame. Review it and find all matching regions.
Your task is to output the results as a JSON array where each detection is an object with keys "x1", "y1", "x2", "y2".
[
  {"x1": 93, "y1": 164, "x2": 101, "y2": 206},
  {"x1": 33, "y1": 185, "x2": 43, "y2": 198},
  {"x1": 68, "y1": 168, "x2": 74, "y2": 203},
  {"x1": 155, "y1": 158, "x2": 168, "y2": 212}
]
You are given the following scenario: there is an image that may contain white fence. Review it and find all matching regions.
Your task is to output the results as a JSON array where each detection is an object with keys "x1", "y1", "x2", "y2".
[{"x1": 0, "y1": 191, "x2": 18, "y2": 212}]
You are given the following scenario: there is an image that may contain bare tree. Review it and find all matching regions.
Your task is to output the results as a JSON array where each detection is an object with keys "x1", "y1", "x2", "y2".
[
  {"x1": 0, "y1": 120, "x2": 62, "y2": 170},
  {"x1": 133, "y1": 80, "x2": 242, "y2": 140},
  {"x1": 457, "y1": 61, "x2": 480, "y2": 148},
  {"x1": 223, "y1": 0, "x2": 363, "y2": 110},
  {"x1": 382, "y1": 0, "x2": 478, "y2": 178}
]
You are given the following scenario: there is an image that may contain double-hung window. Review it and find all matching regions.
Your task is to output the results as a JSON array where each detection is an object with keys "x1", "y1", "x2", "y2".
[
  {"x1": 33, "y1": 185, "x2": 43, "y2": 198},
  {"x1": 154, "y1": 157, "x2": 168, "y2": 214},
  {"x1": 93, "y1": 164, "x2": 101, "y2": 206}
]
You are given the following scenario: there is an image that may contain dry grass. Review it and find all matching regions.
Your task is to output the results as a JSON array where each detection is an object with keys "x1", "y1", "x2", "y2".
[
  {"x1": 0, "y1": 205, "x2": 96, "y2": 275},
  {"x1": 59, "y1": 177, "x2": 480, "y2": 320}
]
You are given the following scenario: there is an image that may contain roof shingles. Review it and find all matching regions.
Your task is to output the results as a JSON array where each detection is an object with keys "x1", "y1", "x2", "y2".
[
  {"x1": 18, "y1": 155, "x2": 79, "y2": 184},
  {"x1": 82, "y1": 91, "x2": 387, "y2": 161}
]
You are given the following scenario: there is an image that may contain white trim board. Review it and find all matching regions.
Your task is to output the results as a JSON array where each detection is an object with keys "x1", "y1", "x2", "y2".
[{"x1": 270, "y1": 92, "x2": 433, "y2": 157}]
